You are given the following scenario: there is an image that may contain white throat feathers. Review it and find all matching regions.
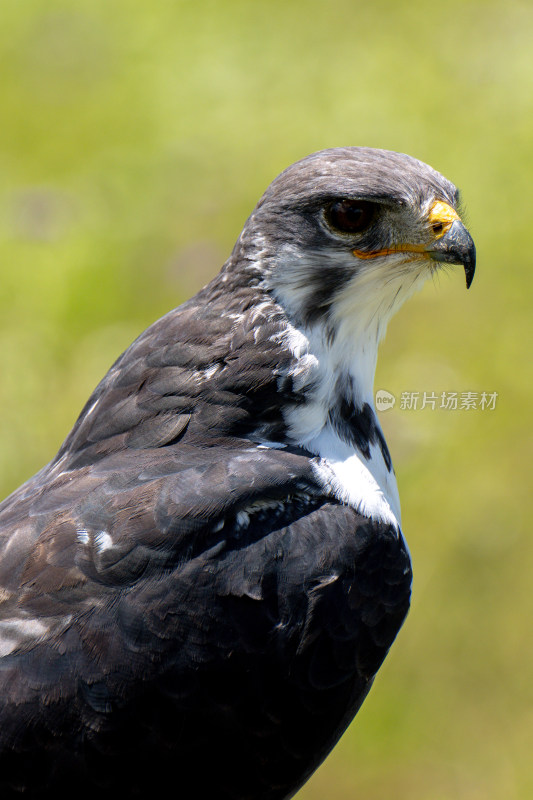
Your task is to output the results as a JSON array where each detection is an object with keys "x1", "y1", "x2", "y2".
[{"x1": 269, "y1": 247, "x2": 431, "y2": 528}]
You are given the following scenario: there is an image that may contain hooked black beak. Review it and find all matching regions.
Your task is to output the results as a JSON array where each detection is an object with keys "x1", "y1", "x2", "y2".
[{"x1": 427, "y1": 219, "x2": 476, "y2": 289}]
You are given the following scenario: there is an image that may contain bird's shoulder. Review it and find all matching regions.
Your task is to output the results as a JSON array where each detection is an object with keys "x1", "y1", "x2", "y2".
[{"x1": 53, "y1": 283, "x2": 297, "y2": 469}]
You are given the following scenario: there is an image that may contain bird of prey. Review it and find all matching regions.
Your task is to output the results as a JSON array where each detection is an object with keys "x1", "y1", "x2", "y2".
[{"x1": 0, "y1": 147, "x2": 475, "y2": 799}]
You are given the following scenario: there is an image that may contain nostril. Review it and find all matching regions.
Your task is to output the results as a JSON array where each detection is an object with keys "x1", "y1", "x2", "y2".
[{"x1": 432, "y1": 222, "x2": 444, "y2": 236}]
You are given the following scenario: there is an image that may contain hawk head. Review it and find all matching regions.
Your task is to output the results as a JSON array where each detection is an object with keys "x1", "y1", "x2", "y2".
[{"x1": 236, "y1": 147, "x2": 475, "y2": 344}]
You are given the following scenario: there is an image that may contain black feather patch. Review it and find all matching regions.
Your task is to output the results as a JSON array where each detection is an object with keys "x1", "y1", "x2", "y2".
[{"x1": 329, "y1": 393, "x2": 392, "y2": 472}]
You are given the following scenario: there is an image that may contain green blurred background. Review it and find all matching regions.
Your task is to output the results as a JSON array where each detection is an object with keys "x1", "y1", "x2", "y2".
[{"x1": 1, "y1": 0, "x2": 531, "y2": 797}]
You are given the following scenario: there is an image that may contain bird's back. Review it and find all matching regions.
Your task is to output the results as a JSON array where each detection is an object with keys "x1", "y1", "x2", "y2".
[{"x1": 0, "y1": 465, "x2": 411, "y2": 798}]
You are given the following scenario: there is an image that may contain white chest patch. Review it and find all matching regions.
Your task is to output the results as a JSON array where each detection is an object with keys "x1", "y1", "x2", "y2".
[{"x1": 306, "y1": 426, "x2": 402, "y2": 529}]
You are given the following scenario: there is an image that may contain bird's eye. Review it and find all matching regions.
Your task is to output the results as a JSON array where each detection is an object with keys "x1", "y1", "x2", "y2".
[{"x1": 325, "y1": 199, "x2": 375, "y2": 234}]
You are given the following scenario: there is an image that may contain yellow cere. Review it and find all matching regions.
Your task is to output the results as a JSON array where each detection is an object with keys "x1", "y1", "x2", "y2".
[{"x1": 427, "y1": 200, "x2": 460, "y2": 237}]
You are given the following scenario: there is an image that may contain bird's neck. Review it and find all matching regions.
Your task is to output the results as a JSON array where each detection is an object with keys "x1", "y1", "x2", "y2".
[
  {"x1": 281, "y1": 319, "x2": 379, "y2": 442},
  {"x1": 276, "y1": 311, "x2": 401, "y2": 528}
]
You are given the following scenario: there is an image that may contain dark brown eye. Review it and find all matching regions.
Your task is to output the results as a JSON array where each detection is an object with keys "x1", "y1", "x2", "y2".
[{"x1": 325, "y1": 199, "x2": 375, "y2": 234}]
